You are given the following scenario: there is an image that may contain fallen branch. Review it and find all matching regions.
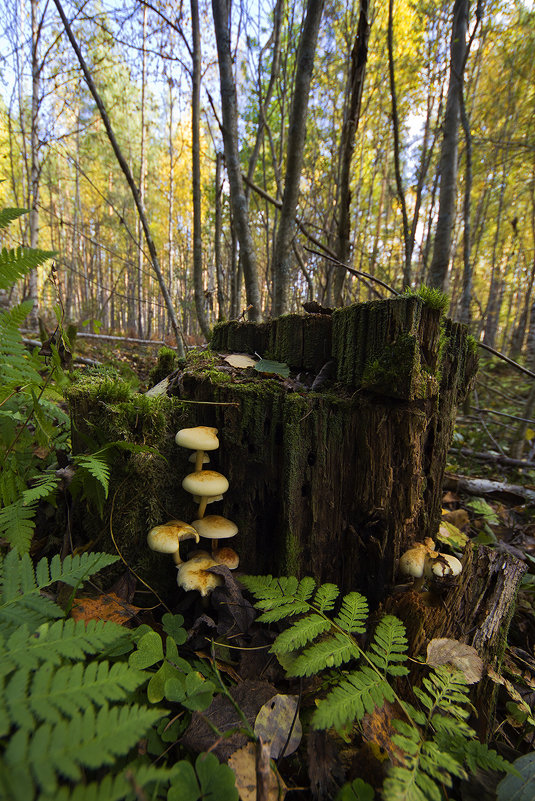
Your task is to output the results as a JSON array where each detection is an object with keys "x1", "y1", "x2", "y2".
[
  {"x1": 22, "y1": 338, "x2": 102, "y2": 366},
  {"x1": 443, "y1": 472, "x2": 535, "y2": 504},
  {"x1": 449, "y1": 447, "x2": 535, "y2": 469},
  {"x1": 75, "y1": 332, "x2": 166, "y2": 345}
]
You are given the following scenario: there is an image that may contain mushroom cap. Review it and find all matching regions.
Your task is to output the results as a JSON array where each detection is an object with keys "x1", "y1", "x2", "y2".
[
  {"x1": 193, "y1": 494, "x2": 223, "y2": 505},
  {"x1": 189, "y1": 452, "x2": 210, "y2": 465},
  {"x1": 187, "y1": 549, "x2": 213, "y2": 561},
  {"x1": 425, "y1": 553, "x2": 463, "y2": 578},
  {"x1": 399, "y1": 547, "x2": 426, "y2": 578},
  {"x1": 214, "y1": 546, "x2": 240, "y2": 569},
  {"x1": 182, "y1": 470, "x2": 229, "y2": 497},
  {"x1": 191, "y1": 515, "x2": 238, "y2": 540},
  {"x1": 176, "y1": 556, "x2": 223, "y2": 596},
  {"x1": 175, "y1": 426, "x2": 219, "y2": 451},
  {"x1": 147, "y1": 520, "x2": 199, "y2": 553}
]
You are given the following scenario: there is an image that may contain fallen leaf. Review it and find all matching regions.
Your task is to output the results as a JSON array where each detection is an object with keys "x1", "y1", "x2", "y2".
[
  {"x1": 228, "y1": 742, "x2": 285, "y2": 801},
  {"x1": 254, "y1": 694, "x2": 302, "y2": 758},
  {"x1": 442, "y1": 491, "x2": 459, "y2": 504},
  {"x1": 437, "y1": 521, "x2": 468, "y2": 549},
  {"x1": 441, "y1": 509, "x2": 470, "y2": 529},
  {"x1": 361, "y1": 700, "x2": 404, "y2": 765},
  {"x1": 254, "y1": 359, "x2": 290, "y2": 378},
  {"x1": 224, "y1": 353, "x2": 257, "y2": 368},
  {"x1": 70, "y1": 592, "x2": 140, "y2": 625},
  {"x1": 426, "y1": 638, "x2": 483, "y2": 684}
]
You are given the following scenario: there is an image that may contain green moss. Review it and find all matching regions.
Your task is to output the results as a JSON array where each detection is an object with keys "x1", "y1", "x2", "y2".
[
  {"x1": 66, "y1": 368, "x2": 133, "y2": 405},
  {"x1": 148, "y1": 346, "x2": 178, "y2": 387},
  {"x1": 283, "y1": 528, "x2": 302, "y2": 576},
  {"x1": 406, "y1": 285, "x2": 450, "y2": 314},
  {"x1": 466, "y1": 334, "x2": 479, "y2": 356},
  {"x1": 361, "y1": 333, "x2": 430, "y2": 399}
]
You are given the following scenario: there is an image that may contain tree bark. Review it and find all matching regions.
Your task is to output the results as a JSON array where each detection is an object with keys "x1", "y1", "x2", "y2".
[
  {"x1": 28, "y1": 0, "x2": 42, "y2": 329},
  {"x1": 212, "y1": 0, "x2": 262, "y2": 322},
  {"x1": 191, "y1": 0, "x2": 211, "y2": 339},
  {"x1": 330, "y1": 0, "x2": 370, "y2": 307},
  {"x1": 271, "y1": 0, "x2": 325, "y2": 317},
  {"x1": 215, "y1": 152, "x2": 225, "y2": 321},
  {"x1": 428, "y1": 0, "x2": 469, "y2": 291},
  {"x1": 52, "y1": 0, "x2": 186, "y2": 356},
  {"x1": 387, "y1": 0, "x2": 412, "y2": 287}
]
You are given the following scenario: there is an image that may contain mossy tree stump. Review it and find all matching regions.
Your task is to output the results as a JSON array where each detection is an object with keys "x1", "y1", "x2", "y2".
[
  {"x1": 68, "y1": 295, "x2": 477, "y2": 608},
  {"x1": 67, "y1": 294, "x2": 526, "y2": 736}
]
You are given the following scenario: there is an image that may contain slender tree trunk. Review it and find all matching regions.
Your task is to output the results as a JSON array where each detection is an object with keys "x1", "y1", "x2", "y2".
[
  {"x1": 167, "y1": 77, "x2": 175, "y2": 334},
  {"x1": 272, "y1": 0, "x2": 325, "y2": 316},
  {"x1": 191, "y1": 0, "x2": 211, "y2": 339},
  {"x1": 137, "y1": 4, "x2": 147, "y2": 339},
  {"x1": 28, "y1": 0, "x2": 42, "y2": 328},
  {"x1": 212, "y1": 0, "x2": 261, "y2": 321},
  {"x1": 387, "y1": 0, "x2": 411, "y2": 287},
  {"x1": 330, "y1": 0, "x2": 370, "y2": 307},
  {"x1": 428, "y1": 0, "x2": 469, "y2": 290},
  {"x1": 53, "y1": 0, "x2": 186, "y2": 355},
  {"x1": 215, "y1": 152, "x2": 225, "y2": 320}
]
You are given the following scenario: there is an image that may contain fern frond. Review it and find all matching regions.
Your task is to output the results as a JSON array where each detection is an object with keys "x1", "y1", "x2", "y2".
[
  {"x1": 313, "y1": 666, "x2": 394, "y2": 729},
  {"x1": 414, "y1": 668, "x2": 471, "y2": 721},
  {"x1": 333, "y1": 592, "x2": 368, "y2": 633},
  {"x1": 2, "y1": 619, "x2": 133, "y2": 675},
  {"x1": 0, "y1": 245, "x2": 56, "y2": 291},
  {"x1": 44, "y1": 764, "x2": 178, "y2": 801},
  {"x1": 0, "y1": 551, "x2": 119, "y2": 632},
  {"x1": 74, "y1": 453, "x2": 111, "y2": 497},
  {"x1": 0, "y1": 499, "x2": 37, "y2": 553},
  {"x1": 22, "y1": 472, "x2": 60, "y2": 505},
  {"x1": 256, "y1": 600, "x2": 311, "y2": 623},
  {"x1": 5, "y1": 660, "x2": 147, "y2": 730},
  {"x1": 3, "y1": 703, "x2": 164, "y2": 796},
  {"x1": 0, "y1": 208, "x2": 29, "y2": 230},
  {"x1": 313, "y1": 582, "x2": 340, "y2": 611},
  {"x1": 287, "y1": 632, "x2": 360, "y2": 677},
  {"x1": 367, "y1": 615, "x2": 409, "y2": 676},
  {"x1": 272, "y1": 613, "x2": 331, "y2": 654}
]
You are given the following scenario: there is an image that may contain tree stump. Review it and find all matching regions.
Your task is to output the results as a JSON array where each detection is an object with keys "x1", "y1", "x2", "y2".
[{"x1": 67, "y1": 294, "x2": 525, "y2": 736}]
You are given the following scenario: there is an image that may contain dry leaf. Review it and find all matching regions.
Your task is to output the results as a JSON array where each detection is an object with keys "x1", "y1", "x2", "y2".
[
  {"x1": 441, "y1": 509, "x2": 470, "y2": 529},
  {"x1": 361, "y1": 700, "x2": 405, "y2": 765},
  {"x1": 426, "y1": 638, "x2": 483, "y2": 684},
  {"x1": 228, "y1": 742, "x2": 285, "y2": 801},
  {"x1": 70, "y1": 592, "x2": 140, "y2": 625},
  {"x1": 437, "y1": 521, "x2": 468, "y2": 549},
  {"x1": 442, "y1": 491, "x2": 459, "y2": 504},
  {"x1": 224, "y1": 353, "x2": 257, "y2": 368},
  {"x1": 254, "y1": 694, "x2": 302, "y2": 758}
]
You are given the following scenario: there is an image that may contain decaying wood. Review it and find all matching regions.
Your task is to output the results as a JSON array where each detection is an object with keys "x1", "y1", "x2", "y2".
[
  {"x1": 449, "y1": 446, "x2": 535, "y2": 469},
  {"x1": 444, "y1": 472, "x2": 535, "y2": 504},
  {"x1": 386, "y1": 544, "x2": 526, "y2": 739}
]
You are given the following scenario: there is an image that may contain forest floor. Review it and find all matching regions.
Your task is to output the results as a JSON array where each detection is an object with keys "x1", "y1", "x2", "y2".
[{"x1": 59, "y1": 335, "x2": 535, "y2": 798}]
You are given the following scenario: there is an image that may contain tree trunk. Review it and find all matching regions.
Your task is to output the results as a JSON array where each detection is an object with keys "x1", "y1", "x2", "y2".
[
  {"x1": 330, "y1": 0, "x2": 370, "y2": 307},
  {"x1": 387, "y1": 0, "x2": 412, "y2": 287},
  {"x1": 212, "y1": 0, "x2": 262, "y2": 322},
  {"x1": 271, "y1": 0, "x2": 325, "y2": 317},
  {"x1": 28, "y1": 0, "x2": 42, "y2": 329},
  {"x1": 428, "y1": 0, "x2": 469, "y2": 291},
  {"x1": 215, "y1": 152, "x2": 226, "y2": 321},
  {"x1": 191, "y1": 0, "x2": 211, "y2": 339},
  {"x1": 53, "y1": 0, "x2": 186, "y2": 356},
  {"x1": 137, "y1": 3, "x2": 147, "y2": 340}
]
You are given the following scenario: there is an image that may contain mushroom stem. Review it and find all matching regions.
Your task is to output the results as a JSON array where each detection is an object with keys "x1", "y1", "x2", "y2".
[
  {"x1": 198, "y1": 496, "x2": 208, "y2": 518},
  {"x1": 195, "y1": 450, "x2": 205, "y2": 472},
  {"x1": 172, "y1": 551, "x2": 183, "y2": 566}
]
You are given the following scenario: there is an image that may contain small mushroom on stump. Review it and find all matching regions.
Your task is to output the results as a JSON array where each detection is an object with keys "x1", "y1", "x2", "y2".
[
  {"x1": 191, "y1": 514, "x2": 238, "y2": 557},
  {"x1": 147, "y1": 520, "x2": 200, "y2": 565},
  {"x1": 175, "y1": 426, "x2": 219, "y2": 472},
  {"x1": 182, "y1": 471, "x2": 229, "y2": 519}
]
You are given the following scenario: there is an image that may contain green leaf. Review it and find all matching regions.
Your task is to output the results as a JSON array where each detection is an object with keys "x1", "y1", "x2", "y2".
[
  {"x1": 333, "y1": 592, "x2": 368, "y2": 633},
  {"x1": 129, "y1": 631, "x2": 164, "y2": 670},
  {"x1": 162, "y1": 613, "x2": 187, "y2": 645},
  {"x1": 272, "y1": 613, "x2": 331, "y2": 654},
  {"x1": 496, "y1": 753, "x2": 534, "y2": 799},
  {"x1": 336, "y1": 778, "x2": 375, "y2": 801},
  {"x1": 168, "y1": 753, "x2": 239, "y2": 801},
  {"x1": 254, "y1": 358, "x2": 290, "y2": 378}
]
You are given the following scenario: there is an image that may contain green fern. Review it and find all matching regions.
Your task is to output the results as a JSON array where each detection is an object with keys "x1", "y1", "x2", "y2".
[
  {"x1": 0, "y1": 207, "x2": 29, "y2": 230},
  {"x1": 0, "y1": 244, "x2": 56, "y2": 291},
  {"x1": 244, "y1": 575, "x2": 514, "y2": 799}
]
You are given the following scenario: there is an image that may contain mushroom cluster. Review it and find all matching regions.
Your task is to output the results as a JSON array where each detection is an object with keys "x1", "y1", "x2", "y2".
[
  {"x1": 399, "y1": 538, "x2": 462, "y2": 591},
  {"x1": 148, "y1": 425, "x2": 239, "y2": 599}
]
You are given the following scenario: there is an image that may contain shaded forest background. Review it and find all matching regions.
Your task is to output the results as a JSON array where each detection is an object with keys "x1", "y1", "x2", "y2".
[{"x1": 0, "y1": 0, "x2": 534, "y2": 355}]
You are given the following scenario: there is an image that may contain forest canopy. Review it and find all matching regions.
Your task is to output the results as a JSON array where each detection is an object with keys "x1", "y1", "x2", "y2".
[{"x1": 0, "y1": 0, "x2": 533, "y2": 351}]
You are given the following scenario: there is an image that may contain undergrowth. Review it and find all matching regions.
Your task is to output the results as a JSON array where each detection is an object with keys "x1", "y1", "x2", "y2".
[{"x1": 241, "y1": 575, "x2": 514, "y2": 801}]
